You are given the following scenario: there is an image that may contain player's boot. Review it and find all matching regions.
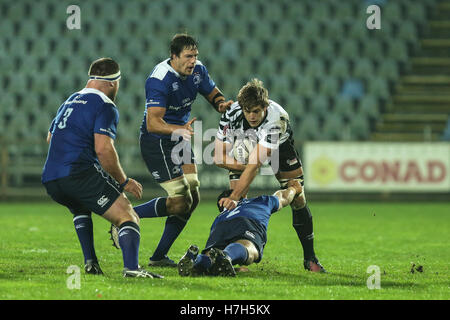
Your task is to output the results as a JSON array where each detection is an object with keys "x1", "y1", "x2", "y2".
[
  {"x1": 108, "y1": 224, "x2": 120, "y2": 249},
  {"x1": 123, "y1": 267, "x2": 164, "y2": 278},
  {"x1": 85, "y1": 260, "x2": 104, "y2": 275},
  {"x1": 304, "y1": 257, "x2": 327, "y2": 273},
  {"x1": 209, "y1": 248, "x2": 236, "y2": 277},
  {"x1": 177, "y1": 245, "x2": 199, "y2": 277},
  {"x1": 148, "y1": 255, "x2": 177, "y2": 268}
]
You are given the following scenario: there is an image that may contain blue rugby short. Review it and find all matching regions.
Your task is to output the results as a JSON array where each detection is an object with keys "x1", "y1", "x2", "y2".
[
  {"x1": 140, "y1": 135, "x2": 196, "y2": 183},
  {"x1": 43, "y1": 164, "x2": 123, "y2": 215},
  {"x1": 202, "y1": 217, "x2": 267, "y2": 263}
]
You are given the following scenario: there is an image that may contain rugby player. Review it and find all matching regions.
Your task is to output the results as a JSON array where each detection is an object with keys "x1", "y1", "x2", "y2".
[
  {"x1": 177, "y1": 180, "x2": 303, "y2": 277},
  {"x1": 42, "y1": 58, "x2": 162, "y2": 278},
  {"x1": 214, "y1": 79, "x2": 326, "y2": 272},
  {"x1": 128, "y1": 34, "x2": 233, "y2": 267}
]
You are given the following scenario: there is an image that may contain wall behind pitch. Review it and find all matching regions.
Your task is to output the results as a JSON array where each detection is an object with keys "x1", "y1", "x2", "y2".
[{"x1": 303, "y1": 142, "x2": 450, "y2": 193}]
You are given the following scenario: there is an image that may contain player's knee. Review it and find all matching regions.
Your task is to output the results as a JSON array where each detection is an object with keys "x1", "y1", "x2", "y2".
[{"x1": 166, "y1": 192, "x2": 193, "y2": 216}]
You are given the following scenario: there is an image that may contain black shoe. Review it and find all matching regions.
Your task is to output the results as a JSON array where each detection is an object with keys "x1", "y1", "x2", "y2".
[
  {"x1": 108, "y1": 224, "x2": 120, "y2": 249},
  {"x1": 178, "y1": 245, "x2": 199, "y2": 277},
  {"x1": 85, "y1": 260, "x2": 104, "y2": 275},
  {"x1": 123, "y1": 268, "x2": 164, "y2": 278},
  {"x1": 304, "y1": 257, "x2": 327, "y2": 273},
  {"x1": 209, "y1": 248, "x2": 236, "y2": 277}
]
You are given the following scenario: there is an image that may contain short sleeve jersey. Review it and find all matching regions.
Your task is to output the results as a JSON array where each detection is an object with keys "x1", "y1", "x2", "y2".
[
  {"x1": 42, "y1": 88, "x2": 119, "y2": 183},
  {"x1": 211, "y1": 195, "x2": 280, "y2": 231},
  {"x1": 140, "y1": 58, "x2": 216, "y2": 139},
  {"x1": 216, "y1": 100, "x2": 291, "y2": 149}
]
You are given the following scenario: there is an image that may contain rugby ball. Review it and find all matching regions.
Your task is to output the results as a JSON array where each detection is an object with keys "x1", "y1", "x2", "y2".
[{"x1": 233, "y1": 138, "x2": 255, "y2": 164}]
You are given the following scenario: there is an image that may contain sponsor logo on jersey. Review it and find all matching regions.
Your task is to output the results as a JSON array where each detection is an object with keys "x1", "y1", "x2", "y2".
[
  {"x1": 193, "y1": 73, "x2": 201, "y2": 85},
  {"x1": 172, "y1": 82, "x2": 179, "y2": 91},
  {"x1": 287, "y1": 158, "x2": 298, "y2": 166}
]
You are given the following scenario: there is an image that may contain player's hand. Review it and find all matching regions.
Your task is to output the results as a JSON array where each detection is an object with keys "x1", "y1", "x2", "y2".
[
  {"x1": 287, "y1": 179, "x2": 303, "y2": 196},
  {"x1": 124, "y1": 178, "x2": 143, "y2": 199},
  {"x1": 178, "y1": 117, "x2": 196, "y2": 141},
  {"x1": 217, "y1": 100, "x2": 233, "y2": 113},
  {"x1": 218, "y1": 197, "x2": 238, "y2": 211}
]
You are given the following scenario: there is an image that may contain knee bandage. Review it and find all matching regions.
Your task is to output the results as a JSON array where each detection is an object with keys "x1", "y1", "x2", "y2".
[
  {"x1": 184, "y1": 173, "x2": 200, "y2": 191},
  {"x1": 160, "y1": 176, "x2": 190, "y2": 197}
]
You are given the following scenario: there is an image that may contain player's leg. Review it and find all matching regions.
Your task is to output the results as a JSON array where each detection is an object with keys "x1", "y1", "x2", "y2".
[
  {"x1": 44, "y1": 179, "x2": 102, "y2": 274},
  {"x1": 276, "y1": 168, "x2": 326, "y2": 272}
]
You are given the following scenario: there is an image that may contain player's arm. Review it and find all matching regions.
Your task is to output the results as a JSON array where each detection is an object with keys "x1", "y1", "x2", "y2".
[
  {"x1": 273, "y1": 180, "x2": 303, "y2": 210},
  {"x1": 94, "y1": 133, "x2": 142, "y2": 199},
  {"x1": 206, "y1": 87, "x2": 233, "y2": 113},
  {"x1": 46, "y1": 132, "x2": 52, "y2": 144},
  {"x1": 146, "y1": 107, "x2": 196, "y2": 140},
  {"x1": 213, "y1": 138, "x2": 246, "y2": 172},
  {"x1": 219, "y1": 143, "x2": 272, "y2": 210}
]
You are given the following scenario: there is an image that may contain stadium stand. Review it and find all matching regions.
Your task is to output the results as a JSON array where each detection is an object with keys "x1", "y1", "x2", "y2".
[{"x1": 0, "y1": 0, "x2": 447, "y2": 196}]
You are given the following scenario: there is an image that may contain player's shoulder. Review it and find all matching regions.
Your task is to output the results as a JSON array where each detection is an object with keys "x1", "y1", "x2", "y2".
[
  {"x1": 225, "y1": 101, "x2": 242, "y2": 118},
  {"x1": 194, "y1": 59, "x2": 208, "y2": 72},
  {"x1": 76, "y1": 88, "x2": 116, "y2": 109},
  {"x1": 264, "y1": 100, "x2": 289, "y2": 124},
  {"x1": 148, "y1": 58, "x2": 174, "y2": 82},
  {"x1": 267, "y1": 100, "x2": 288, "y2": 118}
]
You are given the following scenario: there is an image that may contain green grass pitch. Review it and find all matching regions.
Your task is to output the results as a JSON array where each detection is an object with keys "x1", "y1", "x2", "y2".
[{"x1": 0, "y1": 201, "x2": 448, "y2": 300}]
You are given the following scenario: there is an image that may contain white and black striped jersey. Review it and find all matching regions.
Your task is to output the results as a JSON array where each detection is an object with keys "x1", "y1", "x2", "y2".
[{"x1": 216, "y1": 100, "x2": 293, "y2": 149}]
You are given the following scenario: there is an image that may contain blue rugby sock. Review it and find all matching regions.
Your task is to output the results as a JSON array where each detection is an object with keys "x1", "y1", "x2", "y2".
[
  {"x1": 118, "y1": 221, "x2": 140, "y2": 270},
  {"x1": 73, "y1": 214, "x2": 97, "y2": 263},
  {"x1": 150, "y1": 215, "x2": 187, "y2": 261},
  {"x1": 134, "y1": 197, "x2": 168, "y2": 218},
  {"x1": 224, "y1": 243, "x2": 248, "y2": 265},
  {"x1": 194, "y1": 254, "x2": 212, "y2": 271}
]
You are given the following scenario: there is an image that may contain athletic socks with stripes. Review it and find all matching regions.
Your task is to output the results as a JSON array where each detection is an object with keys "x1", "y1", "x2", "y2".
[
  {"x1": 73, "y1": 214, "x2": 97, "y2": 264},
  {"x1": 118, "y1": 221, "x2": 141, "y2": 270},
  {"x1": 133, "y1": 197, "x2": 168, "y2": 218},
  {"x1": 292, "y1": 205, "x2": 316, "y2": 260}
]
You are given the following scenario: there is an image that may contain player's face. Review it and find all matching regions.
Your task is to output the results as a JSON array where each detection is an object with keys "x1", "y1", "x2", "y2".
[
  {"x1": 171, "y1": 47, "x2": 198, "y2": 76},
  {"x1": 243, "y1": 105, "x2": 267, "y2": 127}
]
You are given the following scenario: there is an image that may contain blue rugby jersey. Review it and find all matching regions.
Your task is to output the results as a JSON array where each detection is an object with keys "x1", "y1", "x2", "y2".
[
  {"x1": 140, "y1": 58, "x2": 216, "y2": 139},
  {"x1": 42, "y1": 88, "x2": 119, "y2": 183},
  {"x1": 212, "y1": 195, "x2": 281, "y2": 232}
]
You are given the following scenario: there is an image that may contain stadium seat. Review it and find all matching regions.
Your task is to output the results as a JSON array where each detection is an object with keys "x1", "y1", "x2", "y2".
[
  {"x1": 313, "y1": 38, "x2": 335, "y2": 59},
  {"x1": 304, "y1": 59, "x2": 325, "y2": 77},
  {"x1": 329, "y1": 58, "x2": 351, "y2": 78},
  {"x1": 297, "y1": 113, "x2": 321, "y2": 141},
  {"x1": 366, "y1": 75, "x2": 390, "y2": 100},
  {"x1": 359, "y1": 95, "x2": 381, "y2": 120},
  {"x1": 386, "y1": 39, "x2": 409, "y2": 63},
  {"x1": 352, "y1": 58, "x2": 375, "y2": 80},
  {"x1": 338, "y1": 39, "x2": 360, "y2": 59},
  {"x1": 310, "y1": 94, "x2": 329, "y2": 119},
  {"x1": 377, "y1": 58, "x2": 400, "y2": 81},
  {"x1": 333, "y1": 96, "x2": 355, "y2": 120},
  {"x1": 290, "y1": 38, "x2": 313, "y2": 60},
  {"x1": 318, "y1": 76, "x2": 339, "y2": 97},
  {"x1": 349, "y1": 112, "x2": 370, "y2": 140},
  {"x1": 280, "y1": 57, "x2": 302, "y2": 78},
  {"x1": 322, "y1": 112, "x2": 347, "y2": 140},
  {"x1": 295, "y1": 75, "x2": 316, "y2": 98},
  {"x1": 300, "y1": 20, "x2": 321, "y2": 40}
]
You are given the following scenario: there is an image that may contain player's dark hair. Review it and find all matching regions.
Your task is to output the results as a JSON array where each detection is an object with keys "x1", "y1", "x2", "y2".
[
  {"x1": 237, "y1": 78, "x2": 269, "y2": 111},
  {"x1": 170, "y1": 33, "x2": 198, "y2": 58},
  {"x1": 88, "y1": 57, "x2": 120, "y2": 76}
]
